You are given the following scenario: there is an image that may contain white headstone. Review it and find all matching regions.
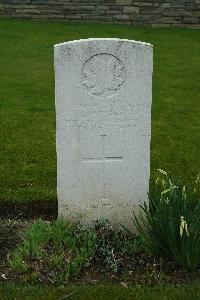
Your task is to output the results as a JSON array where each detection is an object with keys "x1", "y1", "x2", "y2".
[{"x1": 55, "y1": 38, "x2": 153, "y2": 228}]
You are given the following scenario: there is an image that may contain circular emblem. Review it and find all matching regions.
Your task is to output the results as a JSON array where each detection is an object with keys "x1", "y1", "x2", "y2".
[{"x1": 81, "y1": 53, "x2": 126, "y2": 98}]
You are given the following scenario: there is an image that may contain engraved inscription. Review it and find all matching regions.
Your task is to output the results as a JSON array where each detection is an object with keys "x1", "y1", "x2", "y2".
[
  {"x1": 81, "y1": 53, "x2": 126, "y2": 98},
  {"x1": 65, "y1": 117, "x2": 136, "y2": 130}
]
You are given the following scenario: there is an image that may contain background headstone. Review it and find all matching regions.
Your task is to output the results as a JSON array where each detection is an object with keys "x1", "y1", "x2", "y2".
[{"x1": 55, "y1": 38, "x2": 153, "y2": 228}]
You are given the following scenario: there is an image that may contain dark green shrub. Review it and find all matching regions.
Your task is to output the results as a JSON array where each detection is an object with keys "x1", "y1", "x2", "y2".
[
  {"x1": 9, "y1": 219, "x2": 96, "y2": 283},
  {"x1": 131, "y1": 170, "x2": 200, "y2": 270}
]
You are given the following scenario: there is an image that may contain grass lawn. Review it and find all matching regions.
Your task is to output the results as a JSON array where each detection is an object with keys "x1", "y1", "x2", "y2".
[
  {"x1": 0, "y1": 18, "x2": 200, "y2": 203},
  {"x1": 0, "y1": 283, "x2": 200, "y2": 300}
]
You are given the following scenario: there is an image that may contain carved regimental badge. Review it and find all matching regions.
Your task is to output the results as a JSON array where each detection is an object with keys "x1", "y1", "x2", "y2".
[{"x1": 81, "y1": 53, "x2": 126, "y2": 98}]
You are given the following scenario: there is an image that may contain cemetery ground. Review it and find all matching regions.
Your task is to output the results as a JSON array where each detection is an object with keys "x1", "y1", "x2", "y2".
[{"x1": 0, "y1": 18, "x2": 200, "y2": 298}]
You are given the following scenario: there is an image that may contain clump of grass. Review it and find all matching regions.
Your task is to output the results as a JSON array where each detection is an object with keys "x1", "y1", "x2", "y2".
[
  {"x1": 131, "y1": 170, "x2": 200, "y2": 270},
  {"x1": 9, "y1": 219, "x2": 96, "y2": 283}
]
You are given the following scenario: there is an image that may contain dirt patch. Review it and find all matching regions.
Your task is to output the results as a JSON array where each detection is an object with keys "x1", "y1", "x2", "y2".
[
  {"x1": 0, "y1": 219, "x2": 32, "y2": 263},
  {"x1": 0, "y1": 218, "x2": 199, "y2": 286},
  {"x1": 80, "y1": 254, "x2": 200, "y2": 287},
  {"x1": 0, "y1": 201, "x2": 57, "y2": 220}
]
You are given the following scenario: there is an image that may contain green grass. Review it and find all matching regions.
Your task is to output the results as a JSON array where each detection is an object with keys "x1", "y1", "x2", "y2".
[
  {"x1": 0, "y1": 283, "x2": 200, "y2": 300},
  {"x1": 9, "y1": 219, "x2": 96, "y2": 282},
  {"x1": 0, "y1": 18, "x2": 200, "y2": 203}
]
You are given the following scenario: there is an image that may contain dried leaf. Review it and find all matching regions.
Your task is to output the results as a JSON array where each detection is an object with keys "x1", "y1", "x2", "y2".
[
  {"x1": 121, "y1": 281, "x2": 128, "y2": 288},
  {"x1": 1, "y1": 274, "x2": 8, "y2": 280}
]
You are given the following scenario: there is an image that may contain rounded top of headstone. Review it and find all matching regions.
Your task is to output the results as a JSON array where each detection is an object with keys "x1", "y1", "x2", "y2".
[{"x1": 54, "y1": 38, "x2": 153, "y2": 49}]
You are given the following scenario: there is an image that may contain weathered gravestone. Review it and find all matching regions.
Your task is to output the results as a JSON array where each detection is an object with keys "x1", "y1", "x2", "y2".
[{"x1": 55, "y1": 38, "x2": 153, "y2": 228}]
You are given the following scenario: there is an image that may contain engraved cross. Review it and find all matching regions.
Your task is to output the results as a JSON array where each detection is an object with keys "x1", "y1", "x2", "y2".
[{"x1": 83, "y1": 135, "x2": 123, "y2": 200}]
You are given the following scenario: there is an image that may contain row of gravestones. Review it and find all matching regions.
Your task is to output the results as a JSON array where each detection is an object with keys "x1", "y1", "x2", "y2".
[{"x1": 55, "y1": 38, "x2": 153, "y2": 228}]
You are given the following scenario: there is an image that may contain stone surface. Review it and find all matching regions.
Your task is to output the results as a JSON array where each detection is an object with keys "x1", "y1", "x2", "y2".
[
  {"x1": 123, "y1": 6, "x2": 139, "y2": 14},
  {"x1": 1, "y1": 0, "x2": 200, "y2": 28},
  {"x1": 55, "y1": 38, "x2": 153, "y2": 227}
]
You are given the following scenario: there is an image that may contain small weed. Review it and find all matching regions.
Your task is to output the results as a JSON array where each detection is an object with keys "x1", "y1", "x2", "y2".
[
  {"x1": 9, "y1": 251, "x2": 28, "y2": 274},
  {"x1": 9, "y1": 219, "x2": 96, "y2": 283},
  {"x1": 144, "y1": 259, "x2": 166, "y2": 287},
  {"x1": 94, "y1": 219, "x2": 137, "y2": 272}
]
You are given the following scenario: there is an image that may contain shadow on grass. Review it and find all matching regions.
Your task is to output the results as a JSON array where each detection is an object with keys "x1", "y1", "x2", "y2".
[{"x1": 0, "y1": 200, "x2": 57, "y2": 220}]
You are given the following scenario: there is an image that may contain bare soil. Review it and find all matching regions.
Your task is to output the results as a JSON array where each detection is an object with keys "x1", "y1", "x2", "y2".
[
  {"x1": 0, "y1": 201, "x2": 57, "y2": 220},
  {"x1": 0, "y1": 216, "x2": 199, "y2": 286}
]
